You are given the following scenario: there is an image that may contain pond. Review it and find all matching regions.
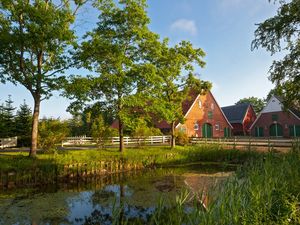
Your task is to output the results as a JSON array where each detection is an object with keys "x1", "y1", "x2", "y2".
[{"x1": 0, "y1": 164, "x2": 235, "y2": 225}]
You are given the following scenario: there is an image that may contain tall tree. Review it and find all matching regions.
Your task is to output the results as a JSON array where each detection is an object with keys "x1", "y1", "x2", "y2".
[
  {"x1": 149, "y1": 39, "x2": 211, "y2": 148},
  {"x1": 0, "y1": 95, "x2": 16, "y2": 137},
  {"x1": 15, "y1": 100, "x2": 32, "y2": 137},
  {"x1": 68, "y1": 0, "x2": 159, "y2": 152},
  {"x1": 0, "y1": 0, "x2": 84, "y2": 157},
  {"x1": 236, "y1": 97, "x2": 265, "y2": 113},
  {"x1": 1, "y1": 95, "x2": 16, "y2": 137},
  {"x1": 252, "y1": 0, "x2": 300, "y2": 108}
]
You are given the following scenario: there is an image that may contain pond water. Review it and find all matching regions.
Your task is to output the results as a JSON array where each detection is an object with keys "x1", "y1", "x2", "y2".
[{"x1": 0, "y1": 164, "x2": 234, "y2": 225}]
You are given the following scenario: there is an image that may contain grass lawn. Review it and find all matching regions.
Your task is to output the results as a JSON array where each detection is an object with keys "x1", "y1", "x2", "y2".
[{"x1": 0, "y1": 145, "x2": 264, "y2": 172}]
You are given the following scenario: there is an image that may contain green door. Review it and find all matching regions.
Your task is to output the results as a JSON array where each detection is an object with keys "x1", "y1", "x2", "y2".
[
  {"x1": 269, "y1": 124, "x2": 283, "y2": 137},
  {"x1": 289, "y1": 125, "x2": 300, "y2": 137},
  {"x1": 224, "y1": 127, "x2": 230, "y2": 138},
  {"x1": 255, "y1": 127, "x2": 264, "y2": 137},
  {"x1": 202, "y1": 123, "x2": 212, "y2": 138}
]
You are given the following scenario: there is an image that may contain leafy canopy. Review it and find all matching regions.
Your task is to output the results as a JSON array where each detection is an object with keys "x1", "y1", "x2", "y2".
[{"x1": 252, "y1": 0, "x2": 300, "y2": 109}]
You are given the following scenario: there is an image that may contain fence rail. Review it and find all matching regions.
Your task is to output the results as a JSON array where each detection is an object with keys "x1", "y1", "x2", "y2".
[
  {"x1": 0, "y1": 137, "x2": 17, "y2": 149},
  {"x1": 190, "y1": 137, "x2": 300, "y2": 149},
  {"x1": 61, "y1": 135, "x2": 299, "y2": 150},
  {"x1": 62, "y1": 135, "x2": 171, "y2": 147}
]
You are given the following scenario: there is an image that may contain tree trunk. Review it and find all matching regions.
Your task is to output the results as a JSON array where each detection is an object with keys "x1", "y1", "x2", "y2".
[
  {"x1": 29, "y1": 96, "x2": 40, "y2": 157},
  {"x1": 119, "y1": 119, "x2": 124, "y2": 152},
  {"x1": 171, "y1": 121, "x2": 176, "y2": 148}
]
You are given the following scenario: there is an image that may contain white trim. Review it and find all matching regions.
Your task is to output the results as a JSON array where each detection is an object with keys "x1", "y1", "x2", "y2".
[
  {"x1": 250, "y1": 95, "x2": 300, "y2": 130},
  {"x1": 175, "y1": 94, "x2": 200, "y2": 129},
  {"x1": 209, "y1": 91, "x2": 234, "y2": 129},
  {"x1": 176, "y1": 91, "x2": 234, "y2": 129}
]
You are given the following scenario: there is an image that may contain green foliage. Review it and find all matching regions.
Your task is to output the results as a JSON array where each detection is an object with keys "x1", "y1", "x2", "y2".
[
  {"x1": 91, "y1": 115, "x2": 118, "y2": 149},
  {"x1": 0, "y1": 95, "x2": 15, "y2": 138},
  {"x1": 0, "y1": 0, "x2": 83, "y2": 155},
  {"x1": 147, "y1": 38, "x2": 212, "y2": 147},
  {"x1": 252, "y1": 0, "x2": 300, "y2": 109},
  {"x1": 131, "y1": 118, "x2": 162, "y2": 137},
  {"x1": 175, "y1": 131, "x2": 189, "y2": 146},
  {"x1": 15, "y1": 100, "x2": 32, "y2": 138},
  {"x1": 236, "y1": 96, "x2": 265, "y2": 113},
  {"x1": 67, "y1": 0, "x2": 161, "y2": 151},
  {"x1": 38, "y1": 118, "x2": 70, "y2": 152}
]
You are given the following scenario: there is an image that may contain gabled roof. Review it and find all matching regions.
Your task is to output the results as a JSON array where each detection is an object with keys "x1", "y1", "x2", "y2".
[
  {"x1": 221, "y1": 103, "x2": 250, "y2": 124},
  {"x1": 250, "y1": 95, "x2": 300, "y2": 130}
]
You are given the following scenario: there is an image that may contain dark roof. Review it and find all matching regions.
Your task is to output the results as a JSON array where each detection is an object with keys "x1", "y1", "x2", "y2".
[{"x1": 221, "y1": 103, "x2": 250, "y2": 124}]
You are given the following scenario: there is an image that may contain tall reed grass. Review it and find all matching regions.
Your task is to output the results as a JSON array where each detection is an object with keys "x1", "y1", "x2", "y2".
[{"x1": 108, "y1": 150, "x2": 300, "y2": 224}]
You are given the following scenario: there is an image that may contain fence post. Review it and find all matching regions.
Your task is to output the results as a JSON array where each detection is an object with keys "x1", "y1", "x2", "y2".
[
  {"x1": 248, "y1": 136, "x2": 251, "y2": 151},
  {"x1": 162, "y1": 136, "x2": 165, "y2": 144},
  {"x1": 234, "y1": 137, "x2": 236, "y2": 149}
]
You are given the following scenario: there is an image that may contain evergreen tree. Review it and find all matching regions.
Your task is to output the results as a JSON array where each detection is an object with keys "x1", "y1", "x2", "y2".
[
  {"x1": 0, "y1": 103, "x2": 5, "y2": 138},
  {"x1": 1, "y1": 95, "x2": 16, "y2": 137},
  {"x1": 15, "y1": 100, "x2": 32, "y2": 137}
]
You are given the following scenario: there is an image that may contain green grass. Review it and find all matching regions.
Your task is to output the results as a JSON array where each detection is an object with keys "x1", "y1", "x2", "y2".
[
  {"x1": 105, "y1": 150, "x2": 300, "y2": 225},
  {"x1": 0, "y1": 145, "x2": 264, "y2": 173}
]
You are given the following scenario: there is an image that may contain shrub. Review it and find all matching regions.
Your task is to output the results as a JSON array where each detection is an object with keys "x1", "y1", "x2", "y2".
[
  {"x1": 38, "y1": 118, "x2": 69, "y2": 152},
  {"x1": 175, "y1": 131, "x2": 189, "y2": 146}
]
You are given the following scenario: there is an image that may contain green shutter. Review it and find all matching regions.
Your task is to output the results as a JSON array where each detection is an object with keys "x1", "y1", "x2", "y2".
[
  {"x1": 224, "y1": 127, "x2": 230, "y2": 137},
  {"x1": 208, "y1": 111, "x2": 213, "y2": 119},
  {"x1": 255, "y1": 127, "x2": 264, "y2": 137},
  {"x1": 289, "y1": 125, "x2": 300, "y2": 137},
  {"x1": 272, "y1": 114, "x2": 278, "y2": 121},
  {"x1": 270, "y1": 124, "x2": 283, "y2": 137},
  {"x1": 202, "y1": 123, "x2": 212, "y2": 138}
]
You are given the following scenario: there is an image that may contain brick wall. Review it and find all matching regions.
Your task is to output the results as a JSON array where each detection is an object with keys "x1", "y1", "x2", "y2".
[
  {"x1": 251, "y1": 111, "x2": 300, "y2": 137},
  {"x1": 177, "y1": 92, "x2": 232, "y2": 137}
]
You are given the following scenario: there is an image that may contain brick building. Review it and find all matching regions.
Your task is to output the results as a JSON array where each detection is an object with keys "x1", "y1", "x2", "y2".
[
  {"x1": 174, "y1": 90, "x2": 232, "y2": 138},
  {"x1": 222, "y1": 103, "x2": 256, "y2": 136},
  {"x1": 250, "y1": 96, "x2": 300, "y2": 138}
]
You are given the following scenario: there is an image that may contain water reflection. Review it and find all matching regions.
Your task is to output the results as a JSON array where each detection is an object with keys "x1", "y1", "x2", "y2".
[{"x1": 0, "y1": 164, "x2": 234, "y2": 225}]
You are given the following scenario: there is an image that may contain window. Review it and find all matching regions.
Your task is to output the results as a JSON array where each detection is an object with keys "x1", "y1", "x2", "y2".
[
  {"x1": 208, "y1": 111, "x2": 213, "y2": 119},
  {"x1": 194, "y1": 121, "x2": 199, "y2": 130},
  {"x1": 198, "y1": 100, "x2": 202, "y2": 108},
  {"x1": 272, "y1": 114, "x2": 278, "y2": 121},
  {"x1": 215, "y1": 123, "x2": 219, "y2": 130},
  {"x1": 211, "y1": 103, "x2": 214, "y2": 110}
]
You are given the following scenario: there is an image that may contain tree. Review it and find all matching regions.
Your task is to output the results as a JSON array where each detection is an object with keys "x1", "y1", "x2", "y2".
[
  {"x1": 91, "y1": 115, "x2": 118, "y2": 149},
  {"x1": 38, "y1": 118, "x2": 69, "y2": 152},
  {"x1": 252, "y1": 0, "x2": 300, "y2": 109},
  {"x1": 0, "y1": 0, "x2": 84, "y2": 157},
  {"x1": 0, "y1": 95, "x2": 16, "y2": 137},
  {"x1": 68, "y1": 0, "x2": 159, "y2": 152},
  {"x1": 15, "y1": 100, "x2": 32, "y2": 137},
  {"x1": 149, "y1": 39, "x2": 211, "y2": 148},
  {"x1": 235, "y1": 97, "x2": 265, "y2": 113}
]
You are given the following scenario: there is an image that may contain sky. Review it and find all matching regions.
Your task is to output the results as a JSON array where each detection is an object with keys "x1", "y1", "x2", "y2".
[{"x1": 0, "y1": 0, "x2": 280, "y2": 119}]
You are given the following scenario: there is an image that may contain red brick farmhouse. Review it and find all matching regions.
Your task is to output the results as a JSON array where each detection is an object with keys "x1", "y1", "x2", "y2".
[
  {"x1": 222, "y1": 103, "x2": 256, "y2": 136},
  {"x1": 157, "y1": 90, "x2": 233, "y2": 138},
  {"x1": 250, "y1": 96, "x2": 300, "y2": 138}
]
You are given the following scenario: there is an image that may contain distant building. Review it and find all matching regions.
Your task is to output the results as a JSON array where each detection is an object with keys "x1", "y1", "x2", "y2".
[
  {"x1": 222, "y1": 103, "x2": 256, "y2": 136},
  {"x1": 250, "y1": 96, "x2": 300, "y2": 138},
  {"x1": 156, "y1": 90, "x2": 232, "y2": 138}
]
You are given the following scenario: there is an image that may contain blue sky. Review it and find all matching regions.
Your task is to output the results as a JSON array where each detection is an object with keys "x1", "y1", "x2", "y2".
[{"x1": 0, "y1": 0, "x2": 280, "y2": 119}]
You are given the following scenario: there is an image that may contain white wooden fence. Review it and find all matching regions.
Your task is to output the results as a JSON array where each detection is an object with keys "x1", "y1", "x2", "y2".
[
  {"x1": 190, "y1": 137, "x2": 299, "y2": 149},
  {"x1": 61, "y1": 135, "x2": 171, "y2": 147},
  {"x1": 0, "y1": 136, "x2": 18, "y2": 149}
]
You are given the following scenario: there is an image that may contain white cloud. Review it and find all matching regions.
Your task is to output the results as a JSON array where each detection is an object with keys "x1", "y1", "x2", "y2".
[{"x1": 170, "y1": 19, "x2": 197, "y2": 36}]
